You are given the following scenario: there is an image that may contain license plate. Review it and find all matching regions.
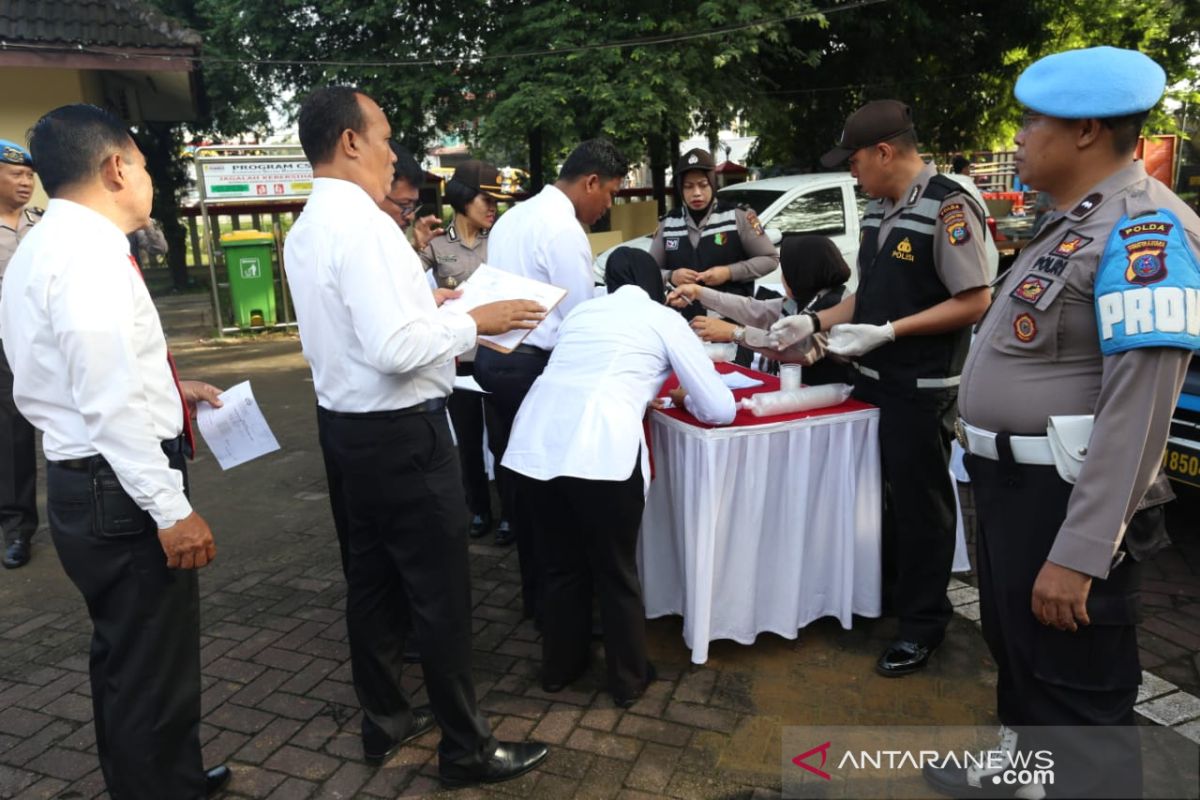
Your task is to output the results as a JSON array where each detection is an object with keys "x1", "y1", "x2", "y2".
[{"x1": 1163, "y1": 437, "x2": 1200, "y2": 488}]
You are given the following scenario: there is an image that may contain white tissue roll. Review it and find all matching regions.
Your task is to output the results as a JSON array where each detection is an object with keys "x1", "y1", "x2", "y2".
[
  {"x1": 739, "y1": 383, "x2": 853, "y2": 417},
  {"x1": 779, "y1": 364, "x2": 802, "y2": 391},
  {"x1": 704, "y1": 342, "x2": 737, "y2": 362}
]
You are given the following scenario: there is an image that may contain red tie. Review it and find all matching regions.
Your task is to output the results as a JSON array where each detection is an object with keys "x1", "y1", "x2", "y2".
[{"x1": 129, "y1": 255, "x2": 195, "y2": 457}]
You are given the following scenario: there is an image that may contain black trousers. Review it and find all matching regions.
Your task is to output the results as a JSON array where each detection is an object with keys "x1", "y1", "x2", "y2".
[
  {"x1": 521, "y1": 460, "x2": 650, "y2": 697},
  {"x1": 969, "y1": 453, "x2": 1143, "y2": 799},
  {"x1": 448, "y1": 362, "x2": 508, "y2": 520},
  {"x1": 0, "y1": 347, "x2": 38, "y2": 544},
  {"x1": 316, "y1": 406, "x2": 496, "y2": 767},
  {"x1": 473, "y1": 346, "x2": 551, "y2": 620},
  {"x1": 47, "y1": 438, "x2": 204, "y2": 799},
  {"x1": 852, "y1": 377, "x2": 957, "y2": 646}
]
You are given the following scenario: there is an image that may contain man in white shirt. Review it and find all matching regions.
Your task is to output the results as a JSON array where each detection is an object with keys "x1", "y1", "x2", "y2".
[
  {"x1": 473, "y1": 139, "x2": 628, "y2": 620},
  {"x1": 0, "y1": 105, "x2": 229, "y2": 798},
  {"x1": 284, "y1": 85, "x2": 548, "y2": 787}
]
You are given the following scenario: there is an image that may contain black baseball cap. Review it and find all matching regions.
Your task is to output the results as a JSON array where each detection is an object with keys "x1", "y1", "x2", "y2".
[
  {"x1": 820, "y1": 100, "x2": 915, "y2": 168},
  {"x1": 674, "y1": 148, "x2": 716, "y2": 185},
  {"x1": 450, "y1": 159, "x2": 508, "y2": 199}
]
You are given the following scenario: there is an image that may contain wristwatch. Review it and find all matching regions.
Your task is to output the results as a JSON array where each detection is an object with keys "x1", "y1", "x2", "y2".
[{"x1": 731, "y1": 326, "x2": 746, "y2": 344}]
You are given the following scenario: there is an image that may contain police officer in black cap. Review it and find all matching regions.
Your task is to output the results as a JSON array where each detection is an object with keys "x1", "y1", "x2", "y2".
[
  {"x1": 771, "y1": 100, "x2": 992, "y2": 677},
  {"x1": 0, "y1": 139, "x2": 41, "y2": 568},
  {"x1": 648, "y1": 148, "x2": 778, "y2": 362}
]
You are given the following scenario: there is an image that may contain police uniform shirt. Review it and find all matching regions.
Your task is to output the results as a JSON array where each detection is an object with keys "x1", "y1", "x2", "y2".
[
  {"x1": 959, "y1": 161, "x2": 1200, "y2": 577},
  {"x1": 0, "y1": 199, "x2": 191, "y2": 527},
  {"x1": 648, "y1": 204, "x2": 778, "y2": 282},
  {"x1": 283, "y1": 178, "x2": 477, "y2": 413},
  {"x1": 418, "y1": 219, "x2": 488, "y2": 289},
  {"x1": 501, "y1": 285, "x2": 736, "y2": 492},
  {"x1": 0, "y1": 206, "x2": 40, "y2": 285},
  {"x1": 868, "y1": 162, "x2": 990, "y2": 297},
  {"x1": 485, "y1": 184, "x2": 594, "y2": 351}
]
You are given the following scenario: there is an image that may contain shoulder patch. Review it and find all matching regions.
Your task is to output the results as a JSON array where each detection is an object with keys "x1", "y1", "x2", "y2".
[
  {"x1": 939, "y1": 202, "x2": 964, "y2": 220},
  {"x1": 744, "y1": 209, "x2": 764, "y2": 236},
  {"x1": 945, "y1": 216, "x2": 971, "y2": 246}
]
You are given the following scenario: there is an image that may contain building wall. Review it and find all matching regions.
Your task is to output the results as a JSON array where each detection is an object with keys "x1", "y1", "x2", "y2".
[{"x1": 0, "y1": 68, "x2": 98, "y2": 208}]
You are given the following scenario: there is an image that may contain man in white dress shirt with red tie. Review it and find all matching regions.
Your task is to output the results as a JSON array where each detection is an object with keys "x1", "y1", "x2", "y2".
[
  {"x1": 0, "y1": 105, "x2": 229, "y2": 798},
  {"x1": 284, "y1": 85, "x2": 549, "y2": 787}
]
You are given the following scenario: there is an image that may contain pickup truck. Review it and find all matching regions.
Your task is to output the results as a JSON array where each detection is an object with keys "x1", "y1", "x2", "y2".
[{"x1": 593, "y1": 173, "x2": 867, "y2": 291}]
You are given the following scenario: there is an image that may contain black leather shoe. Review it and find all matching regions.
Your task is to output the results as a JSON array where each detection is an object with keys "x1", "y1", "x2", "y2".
[
  {"x1": 469, "y1": 512, "x2": 493, "y2": 538},
  {"x1": 205, "y1": 764, "x2": 231, "y2": 797},
  {"x1": 363, "y1": 706, "x2": 436, "y2": 765},
  {"x1": 612, "y1": 662, "x2": 657, "y2": 708},
  {"x1": 439, "y1": 741, "x2": 549, "y2": 788},
  {"x1": 2, "y1": 537, "x2": 30, "y2": 569},
  {"x1": 494, "y1": 520, "x2": 515, "y2": 546},
  {"x1": 875, "y1": 640, "x2": 934, "y2": 677}
]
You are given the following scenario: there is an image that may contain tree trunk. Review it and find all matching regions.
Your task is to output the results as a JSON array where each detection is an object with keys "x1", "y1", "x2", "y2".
[
  {"x1": 140, "y1": 122, "x2": 190, "y2": 291},
  {"x1": 648, "y1": 129, "x2": 668, "y2": 216},
  {"x1": 528, "y1": 127, "x2": 544, "y2": 194}
]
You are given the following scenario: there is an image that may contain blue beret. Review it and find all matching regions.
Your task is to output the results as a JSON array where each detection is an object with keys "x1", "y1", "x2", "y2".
[
  {"x1": 0, "y1": 140, "x2": 31, "y2": 167},
  {"x1": 1015, "y1": 46, "x2": 1166, "y2": 118}
]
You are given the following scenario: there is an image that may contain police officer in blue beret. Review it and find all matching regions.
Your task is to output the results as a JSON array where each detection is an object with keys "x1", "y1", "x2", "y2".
[
  {"x1": 925, "y1": 47, "x2": 1200, "y2": 800},
  {"x1": 0, "y1": 139, "x2": 41, "y2": 568}
]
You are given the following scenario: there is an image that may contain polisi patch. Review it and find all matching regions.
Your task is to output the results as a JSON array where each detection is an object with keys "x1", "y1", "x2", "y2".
[
  {"x1": 1125, "y1": 239, "x2": 1168, "y2": 285},
  {"x1": 892, "y1": 237, "x2": 915, "y2": 262},
  {"x1": 1012, "y1": 275, "x2": 1053, "y2": 304},
  {"x1": 1052, "y1": 231, "x2": 1093, "y2": 258},
  {"x1": 1031, "y1": 255, "x2": 1068, "y2": 277},
  {"x1": 1013, "y1": 313, "x2": 1037, "y2": 342},
  {"x1": 665, "y1": 237, "x2": 680, "y2": 251}
]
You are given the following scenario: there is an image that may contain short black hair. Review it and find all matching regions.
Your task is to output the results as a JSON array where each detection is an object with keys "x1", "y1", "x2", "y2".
[
  {"x1": 886, "y1": 129, "x2": 920, "y2": 153},
  {"x1": 389, "y1": 141, "x2": 424, "y2": 187},
  {"x1": 1101, "y1": 111, "x2": 1149, "y2": 155},
  {"x1": 298, "y1": 85, "x2": 365, "y2": 165},
  {"x1": 559, "y1": 139, "x2": 629, "y2": 182},
  {"x1": 951, "y1": 155, "x2": 970, "y2": 174},
  {"x1": 444, "y1": 178, "x2": 480, "y2": 215},
  {"x1": 27, "y1": 104, "x2": 133, "y2": 196}
]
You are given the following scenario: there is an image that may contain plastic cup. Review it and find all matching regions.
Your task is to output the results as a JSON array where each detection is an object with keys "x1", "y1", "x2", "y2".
[{"x1": 780, "y1": 364, "x2": 802, "y2": 390}]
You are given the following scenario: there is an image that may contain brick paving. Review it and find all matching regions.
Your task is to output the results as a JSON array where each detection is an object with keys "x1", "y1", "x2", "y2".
[{"x1": 0, "y1": 294, "x2": 1194, "y2": 799}]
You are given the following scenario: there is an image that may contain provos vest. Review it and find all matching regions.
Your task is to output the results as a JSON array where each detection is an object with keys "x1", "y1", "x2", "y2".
[
  {"x1": 854, "y1": 174, "x2": 974, "y2": 381},
  {"x1": 1095, "y1": 207, "x2": 1200, "y2": 355},
  {"x1": 660, "y1": 200, "x2": 753, "y2": 297}
]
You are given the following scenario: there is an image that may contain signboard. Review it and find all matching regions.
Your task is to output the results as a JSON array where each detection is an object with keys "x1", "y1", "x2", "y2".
[{"x1": 200, "y1": 160, "x2": 313, "y2": 200}]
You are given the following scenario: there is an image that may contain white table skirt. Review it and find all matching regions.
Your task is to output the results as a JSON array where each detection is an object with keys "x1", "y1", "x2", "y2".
[{"x1": 637, "y1": 407, "x2": 883, "y2": 664}]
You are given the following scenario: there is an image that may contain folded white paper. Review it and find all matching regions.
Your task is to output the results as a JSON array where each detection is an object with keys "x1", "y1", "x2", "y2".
[
  {"x1": 720, "y1": 371, "x2": 764, "y2": 390},
  {"x1": 195, "y1": 381, "x2": 281, "y2": 470},
  {"x1": 438, "y1": 264, "x2": 567, "y2": 353}
]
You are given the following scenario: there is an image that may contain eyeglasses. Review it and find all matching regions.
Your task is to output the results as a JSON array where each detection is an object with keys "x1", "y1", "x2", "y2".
[{"x1": 386, "y1": 196, "x2": 420, "y2": 215}]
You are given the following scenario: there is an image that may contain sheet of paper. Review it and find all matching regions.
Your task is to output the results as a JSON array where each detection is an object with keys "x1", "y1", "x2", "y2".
[
  {"x1": 453, "y1": 374, "x2": 487, "y2": 394},
  {"x1": 720, "y1": 371, "x2": 764, "y2": 390},
  {"x1": 195, "y1": 381, "x2": 281, "y2": 470},
  {"x1": 438, "y1": 263, "x2": 567, "y2": 352}
]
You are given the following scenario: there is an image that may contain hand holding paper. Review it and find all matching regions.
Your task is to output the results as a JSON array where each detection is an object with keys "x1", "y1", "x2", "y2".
[
  {"x1": 195, "y1": 381, "x2": 281, "y2": 470},
  {"x1": 439, "y1": 263, "x2": 565, "y2": 352}
]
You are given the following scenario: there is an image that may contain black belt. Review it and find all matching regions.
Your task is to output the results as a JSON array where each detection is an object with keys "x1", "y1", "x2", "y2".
[
  {"x1": 317, "y1": 397, "x2": 447, "y2": 420},
  {"x1": 50, "y1": 435, "x2": 187, "y2": 472},
  {"x1": 513, "y1": 344, "x2": 550, "y2": 357}
]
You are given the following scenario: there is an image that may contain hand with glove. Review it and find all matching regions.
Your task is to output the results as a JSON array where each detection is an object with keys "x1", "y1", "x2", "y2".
[
  {"x1": 767, "y1": 313, "x2": 815, "y2": 349},
  {"x1": 825, "y1": 322, "x2": 895, "y2": 357}
]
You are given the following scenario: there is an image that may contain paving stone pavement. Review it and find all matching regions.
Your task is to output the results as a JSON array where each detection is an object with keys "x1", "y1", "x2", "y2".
[{"x1": 0, "y1": 294, "x2": 1193, "y2": 799}]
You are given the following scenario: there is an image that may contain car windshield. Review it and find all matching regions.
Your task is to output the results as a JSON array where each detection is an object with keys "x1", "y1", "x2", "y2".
[{"x1": 716, "y1": 188, "x2": 784, "y2": 215}]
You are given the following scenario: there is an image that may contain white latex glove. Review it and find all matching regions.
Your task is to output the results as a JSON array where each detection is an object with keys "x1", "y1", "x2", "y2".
[
  {"x1": 767, "y1": 314, "x2": 815, "y2": 349},
  {"x1": 825, "y1": 322, "x2": 896, "y2": 357}
]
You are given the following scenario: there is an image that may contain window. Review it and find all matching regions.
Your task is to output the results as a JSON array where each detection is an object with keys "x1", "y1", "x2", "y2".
[
  {"x1": 715, "y1": 188, "x2": 784, "y2": 216},
  {"x1": 771, "y1": 187, "x2": 847, "y2": 237}
]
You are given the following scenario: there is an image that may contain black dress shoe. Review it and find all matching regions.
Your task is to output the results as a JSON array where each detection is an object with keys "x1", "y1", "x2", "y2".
[
  {"x1": 612, "y1": 662, "x2": 657, "y2": 708},
  {"x1": 494, "y1": 520, "x2": 515, "y2": 546},
  {"x1": 2, "y1": 537, "x2": 30, "y2": 569},
  {"x1": 469, "y1": 512, "x2": 493, "y2": 538},
  {"x1": 205, "y1": 764, "x2": 231, "y2": 797},
  {"x1": 875, "y1": 640, "x2": 934, "y2": 677},
  {"x1": 439, "y1": 741, "x2": 549, "y2": 788},
  {"x1": 363, "y1": 706, "x2": 436, "y2": 765}
]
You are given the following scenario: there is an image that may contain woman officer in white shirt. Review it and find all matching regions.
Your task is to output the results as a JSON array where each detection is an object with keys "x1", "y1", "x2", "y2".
[{"x1": 502, "y1": 247, "x2": 736, "y2": 707}]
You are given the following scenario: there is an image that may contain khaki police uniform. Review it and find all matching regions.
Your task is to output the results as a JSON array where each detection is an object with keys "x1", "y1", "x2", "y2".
[
  {"x1": 0, "y1": 206, "x2": 41, "y2": 555},
  {"x1": 419, "y1": 220, "x2": 507, "y2": 525},
  {"x1": 852, "y1": 162, "x2": 989, "y2": 650},
  {"x1": 958, "y1": 161, "x2": 1199, "y2": 797}
]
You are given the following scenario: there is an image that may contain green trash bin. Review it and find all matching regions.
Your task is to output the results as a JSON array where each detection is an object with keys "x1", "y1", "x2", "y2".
[{"x1": 219, "y1": 230, "x2": 277, "y2": 329}]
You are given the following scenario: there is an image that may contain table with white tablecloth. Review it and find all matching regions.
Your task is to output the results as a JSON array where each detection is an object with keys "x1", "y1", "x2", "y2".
[{"x1": 637, "y1": 364, "x2": 884, "y2": 664}]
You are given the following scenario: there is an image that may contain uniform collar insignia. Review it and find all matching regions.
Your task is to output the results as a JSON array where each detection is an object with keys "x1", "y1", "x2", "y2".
[
  {"x1": 907, "y1": 185, "x2": 921, "y2": 205},
  {"x1": 1069, "y1": 192, "x2": 1103, "y2": 219},
  {"x1": 446, "y1": 223, "x2": 458, "y2": 242}
]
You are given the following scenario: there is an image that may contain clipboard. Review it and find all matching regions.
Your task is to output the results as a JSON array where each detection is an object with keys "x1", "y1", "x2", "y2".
[{"x1": 438, "y1": 264, "x2": 568, "y2": 353}]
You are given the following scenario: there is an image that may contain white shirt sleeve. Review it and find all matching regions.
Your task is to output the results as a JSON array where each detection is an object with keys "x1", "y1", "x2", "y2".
[
  {"x1": 543, "y1": 228, "x2": 596, "y2": 322},
  {"x1": 338, "y1": 222, "x2": 477, "y2": 374},
  {"x1": 51, "y1": 257, "x2": 193, "y2": 528},
  {"x1": 659, "y1": 312, "x2": 737, "y2": 425}
]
